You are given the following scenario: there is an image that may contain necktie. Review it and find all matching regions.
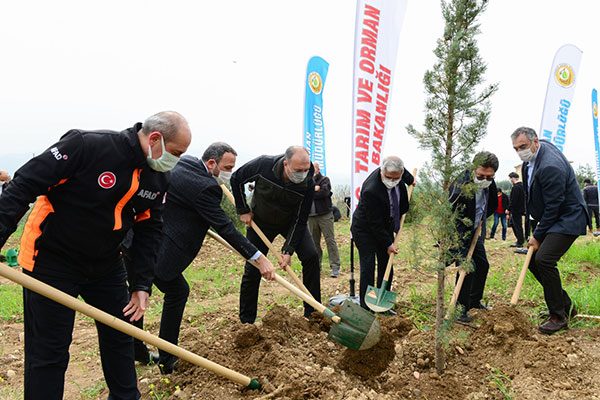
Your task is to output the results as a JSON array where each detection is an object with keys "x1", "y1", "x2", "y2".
[{"x1": 391, "y1": 187, "x2": 400, "y2": 233}]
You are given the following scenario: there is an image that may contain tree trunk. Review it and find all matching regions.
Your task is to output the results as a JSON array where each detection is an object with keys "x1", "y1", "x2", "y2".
[{"x1": 435, "y1": 266, "x2": 445, "y2": 374}]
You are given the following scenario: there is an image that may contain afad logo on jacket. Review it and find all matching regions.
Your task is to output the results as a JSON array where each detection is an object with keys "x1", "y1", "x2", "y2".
[{"x1": 137, "y1": 189, "x2": 160, "y2": 200}]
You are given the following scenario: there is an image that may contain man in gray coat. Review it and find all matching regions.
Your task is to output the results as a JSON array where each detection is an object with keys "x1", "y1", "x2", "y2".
[{"x1": 512, "y1": 127, "x2": 588, "y2": 334}]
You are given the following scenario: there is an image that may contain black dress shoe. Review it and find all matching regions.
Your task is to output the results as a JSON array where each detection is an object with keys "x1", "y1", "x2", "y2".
[
  {"x1": 472, "y1": 302, "x2": 491, "y2": 310},
  {"x1": 457, "y1": 313, "x2": 473, "y2": 323},
  {"x1": 538, "y1": 315, "x2": 568, "y2": 335},
  {"x1": 159, "y1": 359, "x2": 179, "y2": 375},
  {"x1": 135, "y1": 347, "x2": 159, "y2": 365},
  {"x1": 539, "y1": 305, "x2": 578, "y2": 320}
]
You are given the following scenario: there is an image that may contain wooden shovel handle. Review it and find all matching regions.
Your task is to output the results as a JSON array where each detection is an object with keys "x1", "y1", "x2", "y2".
[
  {"x1": 381, "y1": 168, "x2": 417, "y2": 282},
  {"x1": 448, "y1": 220, "x2": 483, "y2": 309},
  {"x1": 0, "y1": 263, "x2": 256, "y2": 388},
  {"x1": 206, "y1": 230, "x2": 340, "y2": 323},
  {"x1": 510, "y1": 246, "x2": 534, "y2": 305},
  {"x1": 221, "y1": 184, "x2": 313, "y2": 299}
]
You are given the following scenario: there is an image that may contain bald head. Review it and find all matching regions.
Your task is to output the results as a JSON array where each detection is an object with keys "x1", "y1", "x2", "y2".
[{"x1": 283, "y1": 146, "x2": 311, "y2": 183}]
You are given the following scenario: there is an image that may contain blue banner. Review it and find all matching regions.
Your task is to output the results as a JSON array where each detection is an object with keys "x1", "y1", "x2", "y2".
[
  {"x1": 592, "y1": 89, "x2": 600, "y2": 197},
  {"x1": 304, "y1": 56, "x2": 329, "y2": 175}
]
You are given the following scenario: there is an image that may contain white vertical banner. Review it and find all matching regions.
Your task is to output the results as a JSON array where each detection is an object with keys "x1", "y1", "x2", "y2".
[
  {"x1": 350, "y1": 0, "x2": 408, "y2": 213},
  {"x1": 539, "y1": 44, "x2": 583, "y2": 152}
]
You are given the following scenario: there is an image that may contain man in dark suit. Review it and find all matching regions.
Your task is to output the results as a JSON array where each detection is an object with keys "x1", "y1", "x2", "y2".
[
  {"x1": 507, "y1": 172, "x2": 525, "y2": 247},
  {"x1": 128, "y1": 142, "x2": 276, "y2": 373},
  {"x1": 351, "y1": 156, "x2": 414, "y2": 311},
  {"x1": 512, "y1": 127, "x2": 588, "y2": 334},
  {"x1": 231, "y1": 146, "x2": 320, "y2": 324},
  {"x1": 583, "y1": 178, "x2": 600, "y2": 233},
  {"x1": 450, "y1": 152, "x2": 499, "y2": 322}
]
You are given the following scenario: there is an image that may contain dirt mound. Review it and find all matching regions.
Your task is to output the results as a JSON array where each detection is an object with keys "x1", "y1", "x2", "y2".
[{"x1": 471, "y1": 302, "x2": 535, "y2": 346}]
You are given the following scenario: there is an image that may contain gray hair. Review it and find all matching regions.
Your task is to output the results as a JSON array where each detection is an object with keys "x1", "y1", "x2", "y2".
[
  {"x1": 202, "y1": 142, "x2": 237, "y2": 163},
  {"x1": 284, "y1": 146, "x2": 309, "y2": 162},
  {"x1": 381, "y1": 156, "x2": 404, "y2": 174},
  {"x1": 141, "y1": 111, "x2": 188, "y2": 142},
  {"x1": 511, "y1": 126, "x2": 537, "y2": 142}
]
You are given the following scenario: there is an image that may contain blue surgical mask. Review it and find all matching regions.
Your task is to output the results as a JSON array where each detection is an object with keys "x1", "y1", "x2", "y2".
[{"x1": 147, "y1": 135, "x2": 179, "y2": 172}]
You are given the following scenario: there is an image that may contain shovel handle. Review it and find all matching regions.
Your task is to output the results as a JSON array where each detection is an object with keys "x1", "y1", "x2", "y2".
[
  {"x1": 510, "y1": 246, "x2": 534, "y2": 305},
  {"x1": 0, "y1": 262, "x2": 259, "y2": 389},
  {"x1": 206, "y1": 229, "x2": 340, "y2": 324},
  {"x1": 381, "y1": 168, "x2": 417, "y2": 283},
  {"x1": 220, "y1": 184, "x2": 313, "y2": 299},
  {"x1": 448, "y1": 221, "x2": 483, "y2": 310}
]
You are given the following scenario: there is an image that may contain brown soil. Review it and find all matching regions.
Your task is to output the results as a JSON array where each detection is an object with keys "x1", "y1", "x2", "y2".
[{"x1": 2, "y1": 228, "x2": 600, "y2": 399}]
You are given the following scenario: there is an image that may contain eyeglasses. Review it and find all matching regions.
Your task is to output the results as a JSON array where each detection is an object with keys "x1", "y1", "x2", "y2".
[{"x1": 476, "y1": 175, "x2": 495, "y2": 181}]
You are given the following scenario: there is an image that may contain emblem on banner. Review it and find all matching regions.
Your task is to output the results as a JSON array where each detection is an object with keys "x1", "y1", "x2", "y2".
[
  {"x1": 308, "y1": 72, "x2": 323, "y2": 95},
  {"x1": 594, "y1": 102, "x2": 598, "y2": 119},
  {"x1": 555, "y1": 64, "x2": 575, "y2": 88}
]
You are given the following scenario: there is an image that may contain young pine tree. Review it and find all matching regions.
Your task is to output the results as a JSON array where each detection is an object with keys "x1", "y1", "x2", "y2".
[{"x1": 406, "y1": 0, "x2": 497, "y2": 374}]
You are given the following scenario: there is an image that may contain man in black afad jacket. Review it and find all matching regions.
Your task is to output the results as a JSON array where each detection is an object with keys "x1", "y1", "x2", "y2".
[
  {"x1": 513, "y1": 127, "x2": 587, "y2": 334},
  {"x1": 308, "y1": 162, "x2": 341, "y2": 277},
  {"x1": 231, "y1": 146, "x2": 320, "y2": 323},
  {"x1": 351, "y1": 156, "x2": 414, "y2": 311},
  {"x1": 507, "y1": 172, "x2": 526, "y2": 247},
  {"x1": 124, "y1": 142, "x2": 276, "y2": 373},
  {"x1": 450, "y1": 152, "x2": 499, "y2": 323},
  {"x1": 0, "y1": 112, "x2": 191, "y2": 400}
]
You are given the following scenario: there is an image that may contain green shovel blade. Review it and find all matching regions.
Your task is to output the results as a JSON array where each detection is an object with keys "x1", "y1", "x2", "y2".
[
  {"x1": 327, "y1": 299, "x2": 381, "y2": 351},
  {"x1": 364, "y1": 280, "x2": 397, "y2": 313}
]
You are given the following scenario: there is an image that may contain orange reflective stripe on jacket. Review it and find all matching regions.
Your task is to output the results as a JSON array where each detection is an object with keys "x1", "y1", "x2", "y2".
[
  {"x1": 113, "y1": 169, "x2": 141, "y2": 230},
  {"x1": 135, "y1": 209, "x2": 151, "y2": 223},
  {"x1": 18, "y1": 196, "x2": 54, "y2": 271}
]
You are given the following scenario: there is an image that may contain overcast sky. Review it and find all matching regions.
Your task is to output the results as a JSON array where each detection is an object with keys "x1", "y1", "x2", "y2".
[{"x1": 1, "y1": 0, "x2": 598, "y2": 187}]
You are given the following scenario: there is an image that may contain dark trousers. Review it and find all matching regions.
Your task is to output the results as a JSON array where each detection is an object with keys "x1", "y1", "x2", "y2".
[
  {"x1": 525, "y1": 217, "x2": 538, "y2": 239},
  {"x1": 587, "y1": 205, "x2": 599, "y2": 230},
  {"x1": 511, "y1": 214, "x2": 525, "y2": 246},
  {"x1": 490, "y1": 212, "x2": 507, "y2": 240},
  {"x1": 23, "y1": 266, "x2": 140, "y2": 400},
  {"x1": 239, "y1": 226, "x2": 321, "y2": 323},
  {"x1": 154, "y1": 275, "x2": 190, "y2": 366},
  {"x1": 528, "y1": 233, "x2": 576, "y2": 319},
  {"x1": 455, "y1": 232, "x2": 489, "y2": 311},
  {"x1": 353, "y1": 230, "x2": 394, "y2": 310}
]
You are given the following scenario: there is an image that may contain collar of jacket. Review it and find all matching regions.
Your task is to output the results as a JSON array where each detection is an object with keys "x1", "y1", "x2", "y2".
[
  {"x1": 124, "y1": 122, "x2": 149, "y2": 167},
  {"x1": 272, "y1": 155, "x2": 310, "y2": 189}
]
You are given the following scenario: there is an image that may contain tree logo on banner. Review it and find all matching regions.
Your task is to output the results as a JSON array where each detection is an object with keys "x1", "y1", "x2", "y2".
[
  {"x1": 594, "y1": 101, "x2": 598, "y2": 119},
  {"x1": 308, "y1": 72, "x2": 323, "y2": 95},
  {"x1": 555, "y1": 64, "x2": 575, "y2": 87}
]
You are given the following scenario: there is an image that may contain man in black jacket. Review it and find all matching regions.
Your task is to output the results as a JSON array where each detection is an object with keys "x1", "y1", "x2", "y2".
[
  {"x1": 513, "y1": 127, "x2": 588, "y2": 334},
  {"x1": 583, "y1": 178, "x2": 599, "y2": 233},
  {"x1": 308, "y1": 162, "x2": 341, "y2": 277},
  {"x1": 507, "y1": 172, "x2": 525, "y2": 247},
  {"x1": 231, "y1": 146, "x2": 320, "y2": 323},
  {"x1": 351, "y1": 156, "x2": 414, "y2": 311},
  {"x1": 129, "y1": 142, "x2": 276, "y2": 373},
  {"x1": 450, "y1": 152, "x2": 499, "y2": 322},
  {"x1": 0, "y1": 111, "x2": 191, "y2": 400}
]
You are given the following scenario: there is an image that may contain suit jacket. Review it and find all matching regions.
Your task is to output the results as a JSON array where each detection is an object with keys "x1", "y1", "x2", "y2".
[
  {"x1": 508, "y1": 181, "x2": 525, "y2": 215},
  {"x1": 521, "y1": 140, "x2": 588, "y2": 240},
  {"x1": 351, "y1": 167, "x2": 414, "y2": 247},
  {"x1": 155, "y1": 155, "x2": 258, "y2": 281},
  {"x1": 450, "y1": 171, "x2": 498, "y2": 242}
]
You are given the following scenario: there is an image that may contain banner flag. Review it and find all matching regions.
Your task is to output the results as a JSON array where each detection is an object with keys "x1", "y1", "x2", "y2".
[
  {"x1": 304, "y1": 56, "x2": 329, "y2": 175},
  {"x1": 592, "y1": 89, "x2": 600, "y2": 199},
  {"x1": 539, "y1": 44, "x2": 583, "y2": 152},
  {"x1": 350, "y1": 0, "x2": 408, "y2": 212}
]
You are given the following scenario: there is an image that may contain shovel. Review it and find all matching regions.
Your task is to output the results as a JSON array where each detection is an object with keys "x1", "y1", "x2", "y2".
[
  {"x1": 365, "y1": 168, "x2": 417, "y2": 312},
  {"x1": 0, "y1": 262, "x2": 261, "y2": 390},
  {"x1": 220, "y1": 184, "x2": 313, "y2": 298},
  {"x1": 510, "y1": 246, "x2": 534, "y2": 305},
  {"x1": 447, "y1": 220, "x2": 483, "y2": 314},
  {"x1": 206, "y1": 229, "x2": 380, "y2": 351}
]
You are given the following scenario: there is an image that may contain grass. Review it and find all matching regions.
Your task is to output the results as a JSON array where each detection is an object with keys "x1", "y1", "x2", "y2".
[
  {"x1": 71, "y1": 380, "x2": 106, "y2": 399},
  {"x1": 485, "y1": 366, "x2": 515, "y2": 399},
  {"x1": 0, "y1": 285, "x2": 23, "y2": 322}
]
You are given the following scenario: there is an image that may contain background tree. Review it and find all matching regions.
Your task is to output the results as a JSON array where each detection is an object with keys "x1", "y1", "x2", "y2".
[
  {"x1": 575, "y1": 163, "x2": 596, "y2": 189},
  {"x1": 406, "y1": 0, "x2": 497, "y2": 374}
]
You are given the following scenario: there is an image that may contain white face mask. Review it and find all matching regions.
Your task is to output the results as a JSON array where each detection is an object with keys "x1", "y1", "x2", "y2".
[
  {"x1": 287, "y1": 167, "x2": 308, "y2": 184},
  {"x1": 382, "y1": 178, "x2": 399, "y2": 189},
  {"x1": 216, "y1": 170, "x2": 232, "y2": 185},
  {"x1": 518, "y1": 148, "x2": 535, "y2": 162},
  {"x1": 147, "y1": 135, "x2": 179, "y2": 172},
  {"x1": 474, "y1": 177, "x2": 492, "y2": 189}
]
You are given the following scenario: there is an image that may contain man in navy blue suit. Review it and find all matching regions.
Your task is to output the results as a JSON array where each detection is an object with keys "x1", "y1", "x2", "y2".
[{"x1": 512, "y1": 127, "x2": 588, "y2": 334}]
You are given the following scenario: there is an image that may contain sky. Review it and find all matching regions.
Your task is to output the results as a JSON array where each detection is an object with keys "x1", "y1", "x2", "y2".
[{"x1": 1, "y1": 0, "x2": 599, "y2": 188}]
